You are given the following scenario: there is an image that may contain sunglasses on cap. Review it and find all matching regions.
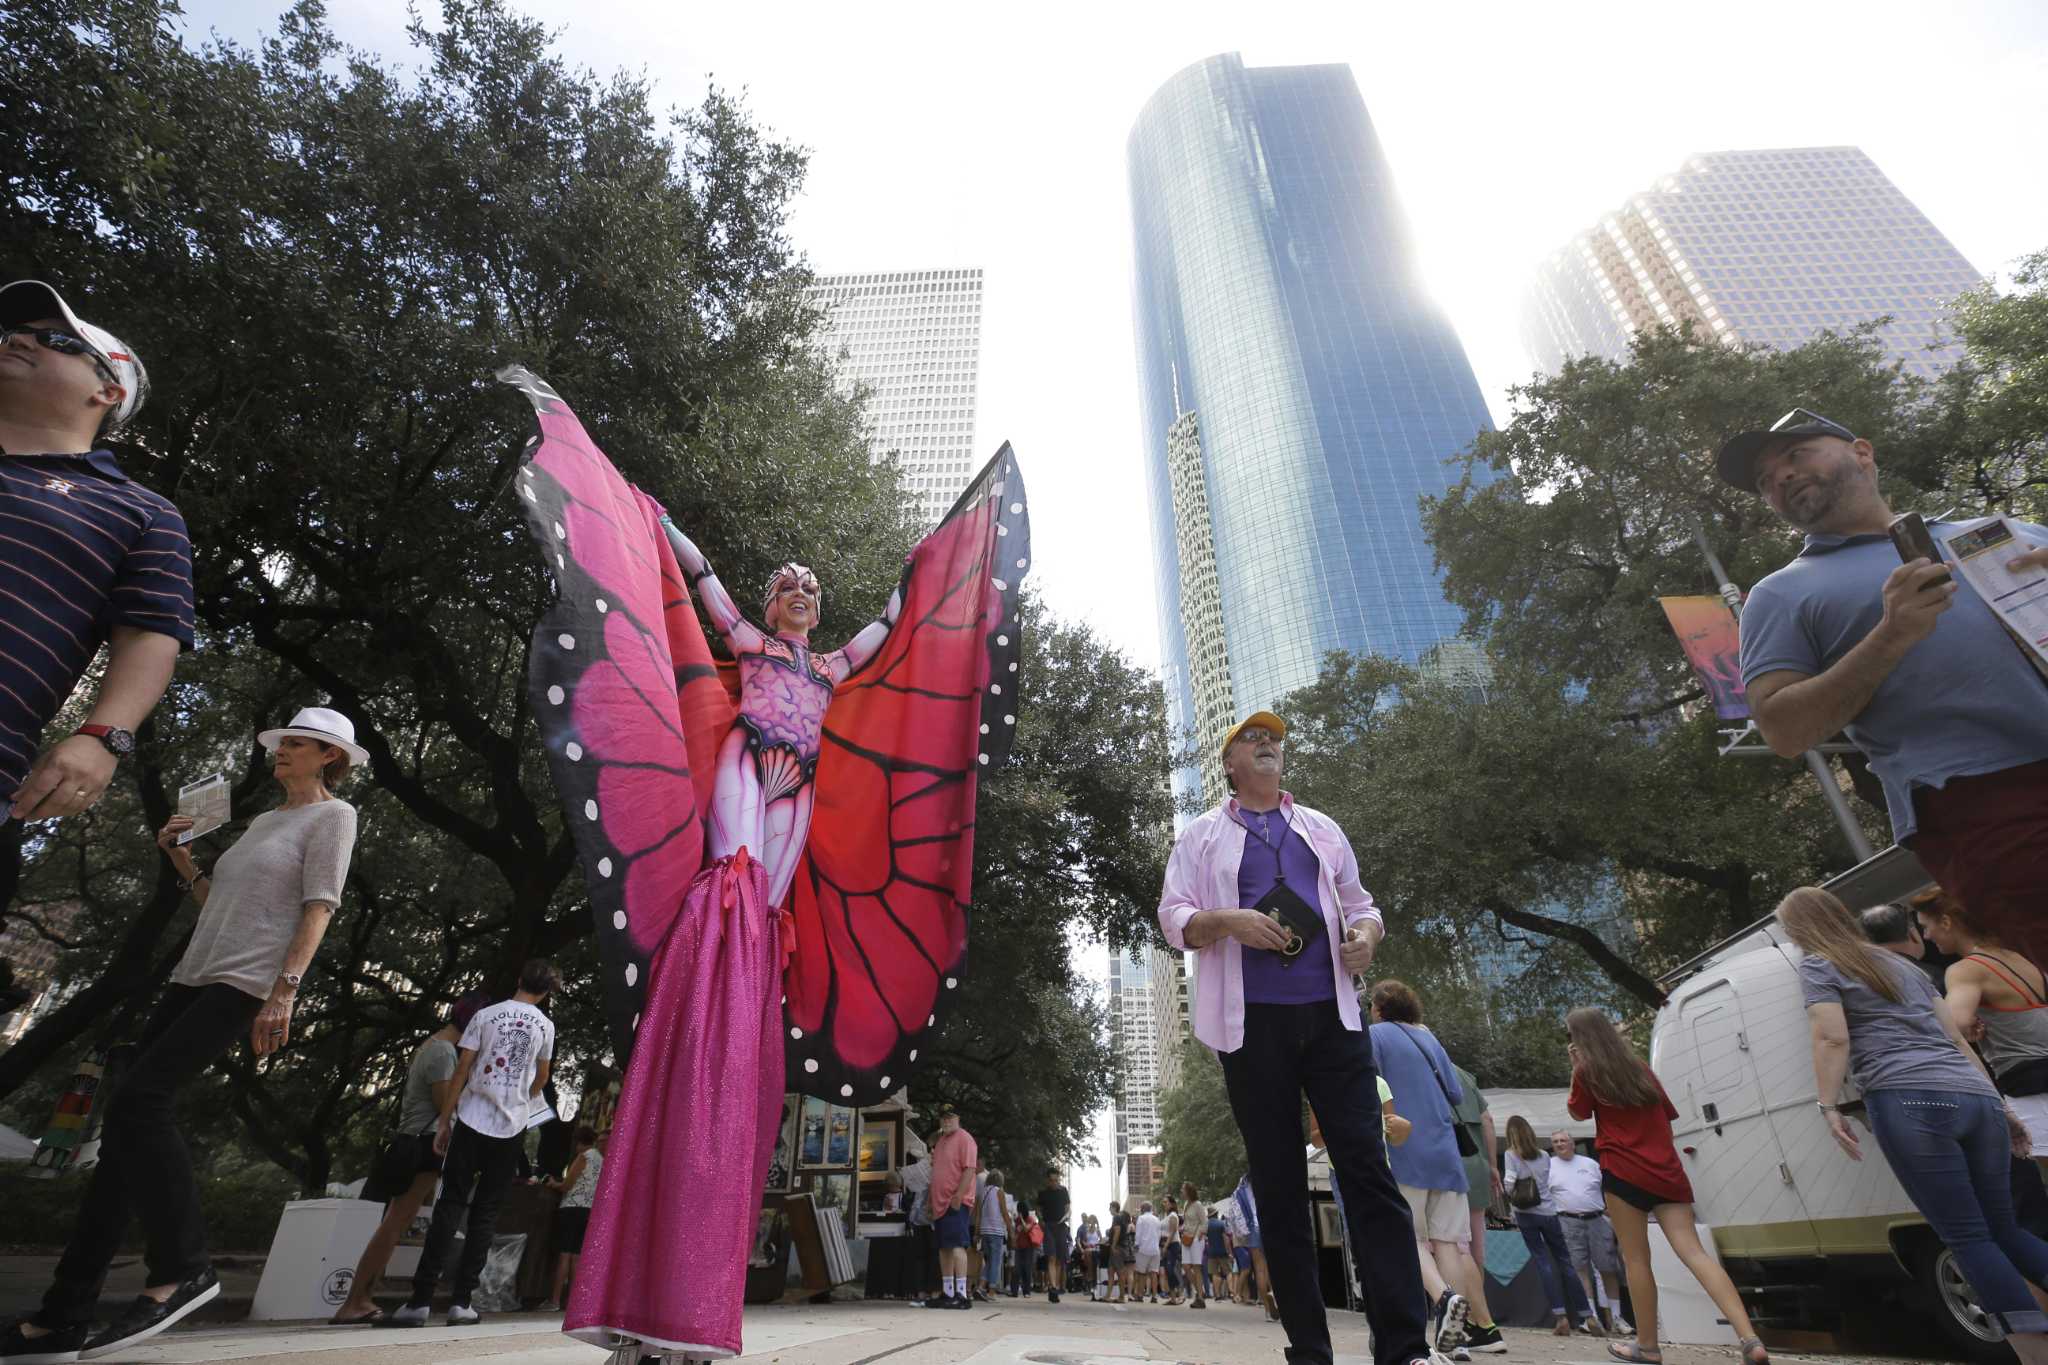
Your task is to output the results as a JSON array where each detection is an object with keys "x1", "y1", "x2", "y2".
[{"x1": 2, "y1": 326, "x2": 117, "y2": 383}]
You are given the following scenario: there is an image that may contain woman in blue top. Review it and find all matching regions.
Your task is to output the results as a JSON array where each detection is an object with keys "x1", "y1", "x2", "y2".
[{"x1": 1783, "y1": 887, "x2": 2048, "y2": 1362}]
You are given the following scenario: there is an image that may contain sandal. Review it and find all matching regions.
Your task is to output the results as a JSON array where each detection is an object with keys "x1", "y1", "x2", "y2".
[
  {"x1": 1607, "y1": 1343, "x2": 1662, "y2": 1364},
  {"x1": 1738, "y1": 1336, "x2": 1770, "y2": 1365},
  {"x1": 326, "y1": 1307, "x2": 385, "y2": 1326}
]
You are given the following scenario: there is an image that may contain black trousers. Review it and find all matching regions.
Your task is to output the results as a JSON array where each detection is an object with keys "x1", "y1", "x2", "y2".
[
  {"x1": 409, "y1": 1118, "x2": 524, "y2": 1308},
  {"x1": 40, "y1": 983, "x2": 260, "y2": 1327},
  {"x1": 1220, "y1": 1000, "x2": 1430, "y2": 1365}
]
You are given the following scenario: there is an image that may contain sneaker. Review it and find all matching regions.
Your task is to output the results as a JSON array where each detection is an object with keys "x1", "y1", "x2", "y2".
[
  {"x1": 1577, "y1": 1316, "x2": 1606, "y2": 1337},
  {"x1": 1, "y1": 1317, "x2": 87, "y2": 1365},
  {"x1": 1463, "y1": 1322, "x2": 1506, "y2": 1354},
  {"x1": 1431, "y1": 1290, "x2": 1469, "y2": 1352},
  {"x1": 1048, "y1": 1289, "x2": 1060, "y2": 1304},
  {"x1": 80, "y1": 1268, "x2": 220, "y2": 1360},
  {"x1": 387, "y1": 1303, "x2": 430, "y2": 1328},
  {"x1": 1449, "y1": 1349, "x2": 1473, "y2": 1363},
  {"x1": 945, "y1": 1294, "x2": 972, "y2": 1310},
  {"x1": 446, "y1": 1303, "x2": 480, "y2": 1327}
]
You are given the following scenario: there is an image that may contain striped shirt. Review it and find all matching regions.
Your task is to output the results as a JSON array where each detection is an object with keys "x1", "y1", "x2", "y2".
[{"x1": 0, "y1": 450, "x2": 194, "y2": 793}]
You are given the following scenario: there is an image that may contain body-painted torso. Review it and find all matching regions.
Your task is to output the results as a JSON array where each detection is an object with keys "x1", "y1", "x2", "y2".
[{"x1": 736, "y1": 638, "x2": 835, "y2": 783}]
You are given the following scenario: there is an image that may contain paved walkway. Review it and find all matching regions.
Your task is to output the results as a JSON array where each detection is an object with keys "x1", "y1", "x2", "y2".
[{"x1": 75, "y1": 1294, "x2": 1930, "y2": 1364}]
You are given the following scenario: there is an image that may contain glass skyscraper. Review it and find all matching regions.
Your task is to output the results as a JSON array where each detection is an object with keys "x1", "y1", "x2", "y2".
[
  {"x1": 1523, "y1": 147, "x2": 1982, "y2": 380},
  {"x1": 1129, "y1": 54, "x2": 1497, "y2": 803}
]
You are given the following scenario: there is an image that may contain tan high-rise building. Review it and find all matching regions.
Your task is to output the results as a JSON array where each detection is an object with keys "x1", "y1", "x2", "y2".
[
  {"x1": 804, "y1": 268, "x2": 983, "y2": 525},
  {"x1": 1523, "y1": 147, "x2": 1982, "y2": 381}
]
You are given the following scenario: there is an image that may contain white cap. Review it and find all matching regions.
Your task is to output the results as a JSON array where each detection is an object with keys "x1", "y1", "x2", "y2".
[
  {"x1": 258, "y1": 707, "x2": 371, "y2": 767},
  {"x1": 0, "y1": 280, "x2": 150, "y2": 433}
]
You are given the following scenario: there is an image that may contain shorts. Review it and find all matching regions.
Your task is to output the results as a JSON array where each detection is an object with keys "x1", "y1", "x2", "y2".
[
  {"x1": 1134, "y1": 1248, "x2": 1161, "y2": 1273},
  {"x1": 936, "y1": 1205, "x2": 972, "y2": 1250},
  {"x1": 1046, "y1": 1219, "x2": 1072, "y2": 1262},
  {"x1": 1400, "y1": 1182, "x2": 1469, "y2": 1245},
  {"x1": 1117, "y1": 1239, "x2": 1136, "y2": 1265},
  {"x1": 1206, "y1": 1255, "x2": 1230, "y2": 1280},
  {"x1": 1559, "y1": 1211, "x2": 1623, "y2": 1278},
  {"x1": 1601, "y1": 1167, "x2": 1690, "y2": 1214},
  {"x1": 2010, "y1": 1094, "x2": 2048, "y2": 1152},
  {"x1": 552, "y1": 1204, "x2": 591, "y2": 1253},
  {"x1": 1233, "y1": 1246, "x2": 1251, "y2": 1270}
]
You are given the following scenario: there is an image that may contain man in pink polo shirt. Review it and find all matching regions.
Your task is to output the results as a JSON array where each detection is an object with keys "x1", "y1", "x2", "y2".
[
  {"x1": 1158, "y1": 712, "x2": 1433, "y2": 1365},
  {"x1": 920, "y1": 1104, "x2": 978, "y2": 1310}
]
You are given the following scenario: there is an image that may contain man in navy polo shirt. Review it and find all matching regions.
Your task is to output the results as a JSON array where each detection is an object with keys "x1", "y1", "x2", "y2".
[
  {"x1": 1723, "y1": 408, "x2": 2048, "y2": 963},
  {"x1": 0, "y1": 280, "x2": 192, "y2": 834}
]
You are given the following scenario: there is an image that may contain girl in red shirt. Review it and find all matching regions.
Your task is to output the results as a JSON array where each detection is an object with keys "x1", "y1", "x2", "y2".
[{"x1": 1566, "y1": 1007, "x2": 1769, "y2": 1365}]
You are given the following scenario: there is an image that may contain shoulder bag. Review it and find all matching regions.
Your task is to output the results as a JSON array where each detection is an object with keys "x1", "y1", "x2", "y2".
[
  {"x1": 1390, "y1": 1023, "x2": 1480, "y2": 1159},
  {"x1": 1508, "y1": 1153, "x2": 1545, "y2": 1210}
]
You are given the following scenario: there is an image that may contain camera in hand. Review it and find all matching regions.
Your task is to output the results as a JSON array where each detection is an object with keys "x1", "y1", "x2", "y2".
[{"x1": 1887, "y1": 512, "x2": 1951, "y2": 588}]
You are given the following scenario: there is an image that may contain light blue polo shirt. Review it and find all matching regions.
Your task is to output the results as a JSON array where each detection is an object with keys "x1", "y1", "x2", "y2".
[{"x1": 1738, "y1": 517, "x2": 2048, "y2": 840}]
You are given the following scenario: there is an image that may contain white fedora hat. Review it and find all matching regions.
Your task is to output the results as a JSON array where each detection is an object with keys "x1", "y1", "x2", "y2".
[{"x1": 257, "y1": 706, "x2": 371, "y2": 767}]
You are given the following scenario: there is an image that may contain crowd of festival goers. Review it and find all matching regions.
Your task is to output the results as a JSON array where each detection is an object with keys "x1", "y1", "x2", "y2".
[{"x1": 4, "y1": 266, "x2": 2048, "y2": 1365}]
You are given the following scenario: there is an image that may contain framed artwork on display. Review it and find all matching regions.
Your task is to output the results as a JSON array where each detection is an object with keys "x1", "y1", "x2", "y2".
[
  {"x1": 749, "y1": 1204, "x2": 785, "y2": 1267},
  {"x1": 765, "y1": 1095, "x2": 800, "y2": 1191},
  {"x1": 825, "y1": 1105, "x2": 855, "y2": 1167},
  {"x1": 1314, "y1": 1199, "x2": 1345, "y2": 1249},
  {"x1": 857, "y1": 1116, "x2": 897, "y2": 1173},
  {"x1": 818, "y1": 1172, "x2": 855, "y2": 1222},
  {"x1": 798, "y1": 1095, "x2": 831, "y2": 1168}
]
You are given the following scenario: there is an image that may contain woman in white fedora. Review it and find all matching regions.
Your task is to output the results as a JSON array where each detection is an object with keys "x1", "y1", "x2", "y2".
[{"x1": 2, "y1": 707, "x2": 362, "y2": 1363}]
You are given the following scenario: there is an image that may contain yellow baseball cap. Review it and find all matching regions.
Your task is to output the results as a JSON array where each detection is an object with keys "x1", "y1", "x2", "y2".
[{"x1": 1218, "y1": 711, "x2": 1287, "y2": 760}]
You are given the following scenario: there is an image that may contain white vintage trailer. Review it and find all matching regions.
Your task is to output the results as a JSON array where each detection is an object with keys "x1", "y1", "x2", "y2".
[{"x1": 1651, "y1": 844, "x2": 2011, "y2": 1362}]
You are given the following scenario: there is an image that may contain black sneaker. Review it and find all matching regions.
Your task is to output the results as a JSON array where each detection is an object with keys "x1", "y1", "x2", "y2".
[
  {"x1": 946, "y1": 1293, "x2": 972, "y2": 1310},
  {"x1": 1048, "y1": 1288, "x2": 1060, "y2": 1303},
  {"x1": 1431, "y1": 1289, "x2": 1469, "y2": 1352},
  {"x1": 1464, "y1": 1322, "x2": 1507, "y2": 1354},
  {"x1": 1, "y1": 1317, "x2": 87, "y2": 1365},
  {"x1": 80, "y1": 1268, "x2": 220, "y2": 1360}
]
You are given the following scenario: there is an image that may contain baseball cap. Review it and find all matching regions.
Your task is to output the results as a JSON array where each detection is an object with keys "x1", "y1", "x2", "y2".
[
  {"x1": 0, "y1": 280, "x2": 150, "y2": 433},
  {"x1": 1218, "y1": 711, "x2": 1287, "y2": 760},
  {"x1": 1714, "y1": 407, "x2": 1857, "y2": 492}
]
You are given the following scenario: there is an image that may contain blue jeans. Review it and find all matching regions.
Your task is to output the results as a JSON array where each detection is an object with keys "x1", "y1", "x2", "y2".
[
  {"x1": 1867, "y1": 1087, "x2": 2048, "y2": 1335},
  {"x1": 979, "y1": 1233, "x2": 1006, "y2": 1288},
  {"x1": 1516, "y1": 1211, "x2": 1594, "y2": 1320}
]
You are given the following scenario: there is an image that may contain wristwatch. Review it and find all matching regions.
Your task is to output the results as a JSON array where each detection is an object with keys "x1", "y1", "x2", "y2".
[
  {"x1": 277, "y1": 971, "x2": 303, "y2": 993},
  {"x1": 74, "y1": 724, "x2": 136, "y2": 757}
]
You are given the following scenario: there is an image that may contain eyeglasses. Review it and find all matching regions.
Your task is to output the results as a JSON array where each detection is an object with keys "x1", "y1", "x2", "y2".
[
  {"x1": 1234, "y1": 728, "x2": 1283, "y2": 746},
  {"x1": 1, "y1": 326, "x2": 116, "y2": 383}
]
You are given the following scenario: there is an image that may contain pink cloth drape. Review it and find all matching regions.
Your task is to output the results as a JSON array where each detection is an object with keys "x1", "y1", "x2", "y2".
[{"x1": 565, "y1": 849, "x2": 784, "y2": 1358}]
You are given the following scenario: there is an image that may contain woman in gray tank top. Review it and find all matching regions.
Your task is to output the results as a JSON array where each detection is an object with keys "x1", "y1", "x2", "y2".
[
  {"x1": 1921, "y1": 898, "x2": 2048, "y2": 1174},
  {"x1": 331, "y1": 991, "x2": 490, "y2": 1325}
]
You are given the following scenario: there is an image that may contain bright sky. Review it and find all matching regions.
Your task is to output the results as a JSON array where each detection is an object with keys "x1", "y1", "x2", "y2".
[{"x1": 191, "y1": 0, "x2": 2048, "y2": 1225}]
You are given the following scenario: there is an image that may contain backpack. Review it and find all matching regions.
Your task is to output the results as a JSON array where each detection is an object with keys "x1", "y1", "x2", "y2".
[{"x1": 1026, "y1": 1219, "x2": 1044, "y2": 1247}]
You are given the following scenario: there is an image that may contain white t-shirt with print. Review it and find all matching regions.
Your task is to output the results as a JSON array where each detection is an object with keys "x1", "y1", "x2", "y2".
[
  {"x1": 455, "y1": 1000, "x2": 554, "y2": 1139},
  {"x1": 1548, "y1": 1152, "x2": 1605, "y2": 1215}
]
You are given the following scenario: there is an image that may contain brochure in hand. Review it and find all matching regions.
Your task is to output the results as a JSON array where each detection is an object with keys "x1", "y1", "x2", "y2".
[
  {"x1": 1944, "y1": 517, "x2": 2048, "y2": 682},
  {"x1": 175, "y1": 773, "x2": 230, "y2": 844}
]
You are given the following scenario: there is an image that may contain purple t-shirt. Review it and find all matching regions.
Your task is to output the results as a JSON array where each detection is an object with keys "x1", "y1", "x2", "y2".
[{"x1": 1235, "y1": 808, "x2": 1336, "y2": 1005}]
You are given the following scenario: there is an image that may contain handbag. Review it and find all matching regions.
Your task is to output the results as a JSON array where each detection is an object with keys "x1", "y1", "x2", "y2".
[
  {"x1": 1509, "y1": 1154, "x2": 1545, "y2": 1210},
  {"x1": 1253, "y1": 881, "x2": 1325, "y2": 968},
  {"x1": 1390, "y1": 1023, "x2": 1480, "y2": 1159}
]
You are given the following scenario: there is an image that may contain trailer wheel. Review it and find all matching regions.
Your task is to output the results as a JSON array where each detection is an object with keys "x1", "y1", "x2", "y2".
[{"x1": 1916, "y1": 1241, "x2": 2015, "y2": 1363}]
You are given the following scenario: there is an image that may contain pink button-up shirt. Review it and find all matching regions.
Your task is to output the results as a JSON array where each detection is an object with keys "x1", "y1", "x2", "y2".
[{"x1": 1157, "y1": 793, "x2": 1384, "y2": 1054}]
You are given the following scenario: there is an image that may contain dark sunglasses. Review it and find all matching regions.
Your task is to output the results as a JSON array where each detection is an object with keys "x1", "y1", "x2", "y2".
[{"x1": 1, "y1": 326, "x2": 116, "y2": 382}]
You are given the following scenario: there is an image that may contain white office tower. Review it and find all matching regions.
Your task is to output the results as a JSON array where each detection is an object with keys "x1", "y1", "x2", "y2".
[
  {"x1": 1523, "y1": 147, "x2": 1982, "y2": 380},
  {"x1": 804, "y1": 269, "x2": 984, "y2": 524}
]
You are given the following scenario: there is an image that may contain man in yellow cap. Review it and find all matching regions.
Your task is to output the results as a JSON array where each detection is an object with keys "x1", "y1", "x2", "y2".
[{"x1": 1157, "y1": 712, "x2": 1435, "y2": 1365}]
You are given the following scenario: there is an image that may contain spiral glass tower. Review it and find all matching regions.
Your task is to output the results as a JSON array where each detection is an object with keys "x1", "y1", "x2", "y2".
[{"x1": 1129, "y1": 54, "x2": 1496, "y2": 805}]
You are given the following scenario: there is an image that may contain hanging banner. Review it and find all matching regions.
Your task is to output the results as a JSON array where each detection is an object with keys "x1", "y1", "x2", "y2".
[{"x1": 1658, "y1": 596, "x2": 1748, "y2": 721}]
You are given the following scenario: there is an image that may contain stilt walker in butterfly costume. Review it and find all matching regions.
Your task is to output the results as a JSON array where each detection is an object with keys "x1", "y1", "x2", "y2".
[{"x1": 498, "y1": 368, "x2": 1029, "y2": 1362}]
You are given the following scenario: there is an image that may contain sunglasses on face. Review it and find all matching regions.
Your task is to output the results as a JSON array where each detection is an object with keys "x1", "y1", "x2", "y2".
[{"x1": 1, "y1": 326, "x2": 116, "y2": 383}]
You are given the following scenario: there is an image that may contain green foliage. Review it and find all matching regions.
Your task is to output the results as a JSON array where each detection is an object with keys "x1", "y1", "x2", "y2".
[
  {"x1": 1154, "y1": 1031, "x2": 1246, "y2": 1201},
  {"x1": 911, "y1": 598, "x2": 1171, "y2": 1180},
  {"x1": 1924, "y1": 249, "x2": 2048, "y2": 521},
  {"x1": 0, "y1": 0, "x2": 1170, "y2": 1199}
]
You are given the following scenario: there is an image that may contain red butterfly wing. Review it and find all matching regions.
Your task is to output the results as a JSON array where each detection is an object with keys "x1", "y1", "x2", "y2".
[
  {"x1": 503, "y1": 366, "x2": 733, "y2": 1062},
  {"x1": 786, "y1": 446, "x2": 1030, "y2": 1102}
]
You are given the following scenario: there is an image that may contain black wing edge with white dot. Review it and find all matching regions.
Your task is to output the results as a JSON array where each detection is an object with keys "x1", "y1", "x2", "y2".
[
  {"x1": 500, "y1": 365, "x2": 654, "y2": 1065},
  {"x1": 969, "y1": 442, "x2": 1030, "y2": 776}
]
